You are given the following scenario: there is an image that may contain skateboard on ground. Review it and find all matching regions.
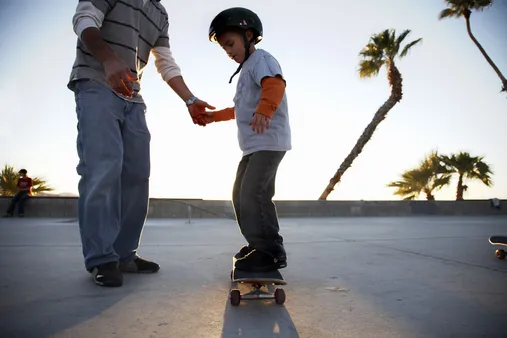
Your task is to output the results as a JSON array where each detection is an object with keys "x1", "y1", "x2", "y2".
[
  {"x1": 488, "y1": 236, "x2": 507, "y2": 260},
  {"x1": 229, "y1": 267, "x2": 287, "y2": 306}
]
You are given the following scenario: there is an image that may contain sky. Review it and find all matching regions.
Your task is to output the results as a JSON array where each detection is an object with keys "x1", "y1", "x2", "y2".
[{"x1": 0, "y1": 0, "x2": 506, "y2": 201}]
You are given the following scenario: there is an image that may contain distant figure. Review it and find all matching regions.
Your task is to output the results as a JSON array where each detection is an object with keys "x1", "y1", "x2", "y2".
[{"x1": 3, "y1": 169, "x2": 33, "y2": 218}]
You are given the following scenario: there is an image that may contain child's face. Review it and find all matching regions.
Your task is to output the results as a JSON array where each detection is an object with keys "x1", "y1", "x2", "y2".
[{"x1": 217, "y1": 30, "x2": 254, "y2": 64}]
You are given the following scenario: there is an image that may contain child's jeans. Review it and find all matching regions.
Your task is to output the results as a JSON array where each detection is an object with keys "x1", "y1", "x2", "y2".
[{"x1": 232, "y1": 150, "x2": 287, "y2": 260}]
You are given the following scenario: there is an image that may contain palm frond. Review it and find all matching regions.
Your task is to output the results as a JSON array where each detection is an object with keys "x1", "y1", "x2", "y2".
[
  {"x1": 471, "y1": 0, "x2": 493, "y2": 11},
  {"x1": 359, "y1": 43, "x2": 384, "y2": 60},
  {"x1": 396, "y1": 29, "x2": 411, "y2": 46},
  {"x1": 391, "y1": 29, "x2": 411, "y2": 58},
  {"x1": 359, "y1": 28, "x2": 421, "y2": 79},
  {"x1": 439, "y1": 8, "x2": 461, "y2": 19},
  {"x1": 440, "y1": 0, "x2": 492, "y2": 20},
  {"x1": 432, "y1": 175, "x2": 452, "y2": 190},
  {"x1": 400, "y1": 38, "x2": 423, "y2": 58},
  {"x1": 359, "y1": 59, "x2": 385, "y2": 78}
]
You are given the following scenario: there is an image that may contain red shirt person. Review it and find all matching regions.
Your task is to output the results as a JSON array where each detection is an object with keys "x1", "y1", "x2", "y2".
[{"x1": 3, "y1": 169, "x2": 33, "y2": 217}]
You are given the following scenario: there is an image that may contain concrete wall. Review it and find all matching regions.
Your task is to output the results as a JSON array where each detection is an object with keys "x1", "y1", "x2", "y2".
[{"x1": 1, "y1": 197, "x2": 505, "y2": 219}]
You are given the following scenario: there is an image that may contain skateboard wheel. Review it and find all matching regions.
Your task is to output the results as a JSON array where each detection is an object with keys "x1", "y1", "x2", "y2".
[
  {"x1": 274, "y1": 288, "x2": 286, "y2": 305},
  {"x1": 230, "y1": 289, "x2": 241, "y2": 306},
  {"x1": 496, "y1": 249, "x2": 506, "y2": 260}
]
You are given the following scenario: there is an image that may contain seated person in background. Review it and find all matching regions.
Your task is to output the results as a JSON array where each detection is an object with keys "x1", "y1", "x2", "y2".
[{"x1": 3, "y1": 169, "x2": 33, "y2": 218}]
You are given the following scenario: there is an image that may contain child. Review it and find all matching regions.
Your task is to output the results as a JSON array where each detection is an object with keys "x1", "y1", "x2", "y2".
[{"x1": 203, "y1": 7, "x2": 292, "y2": 272}]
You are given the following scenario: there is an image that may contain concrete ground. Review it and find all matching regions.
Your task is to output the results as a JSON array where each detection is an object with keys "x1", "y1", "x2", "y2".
[{"x1": 0, "y1": 216, "x2": 506, "y2": 338}]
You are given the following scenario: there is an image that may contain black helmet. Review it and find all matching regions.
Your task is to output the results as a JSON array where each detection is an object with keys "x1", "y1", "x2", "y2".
[
  {"x1": 209, "y1": 7, "x2": 263, "y2": 83},
  {"x1": 18, "y1": 169, "x2": 27, "y2": 174},
  {"x1": 209, "y1": 7, "x2": 263, "y2": 44}
]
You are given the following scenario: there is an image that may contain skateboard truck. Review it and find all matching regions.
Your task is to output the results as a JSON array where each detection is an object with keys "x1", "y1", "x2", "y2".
[{"x1": 229, "y1": 268, "x2": 287, "y2": 306}]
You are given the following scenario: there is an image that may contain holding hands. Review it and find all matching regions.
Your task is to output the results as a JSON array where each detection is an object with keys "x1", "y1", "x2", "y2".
[
  {"x1": 190, "y1": 105, "x2": 270, "y2": 134},
  {"x1": 187, "y1": 99, "x2": 215, "y2": 126}
]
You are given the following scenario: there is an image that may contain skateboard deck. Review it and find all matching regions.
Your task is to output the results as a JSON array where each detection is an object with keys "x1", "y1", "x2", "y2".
[
  {"x1": 488, "y1": 236, "x2": 507, "y2": 259},
  {"x1": 229, "y1": 267, "x2": 287, "y2": 306}
]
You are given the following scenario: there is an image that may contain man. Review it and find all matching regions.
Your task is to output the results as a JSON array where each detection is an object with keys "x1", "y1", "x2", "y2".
[
  {"x1": 68, "y1": 0, "x2": 214, "y2": 287},
  {"x1": 3, "y1": 169, "x2": 33, "y2": 218}
]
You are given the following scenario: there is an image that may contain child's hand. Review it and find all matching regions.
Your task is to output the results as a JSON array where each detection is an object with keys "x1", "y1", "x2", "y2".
[
  {"x1": 249, "y1": 113, "x2": 270, "y2": 134},
  {"x1": 196, "y1": 110, "x2": 214, "y2": 126}
]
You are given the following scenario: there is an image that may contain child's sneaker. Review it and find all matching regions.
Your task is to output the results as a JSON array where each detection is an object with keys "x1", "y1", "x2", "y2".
[
  {"x1": 119, "y1": 257, "x2": 160, "y2": 273},
  {"x1": 91, "y1": 261, "x2": 123, "y2": 287},
  {"x1": 234, "y1": 249, "x2": 287, "y2": 273}
]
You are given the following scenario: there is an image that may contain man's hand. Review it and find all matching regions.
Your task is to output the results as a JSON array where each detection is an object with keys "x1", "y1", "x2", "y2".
[
  {"x1": 103, "y1": 57, "x2": 138, "y2": 98},
  {"x1": 188, "y1": 99, "x2": 215, "y2": 126},
  {"x1": 249, "y1": 113, "x2": 270, "y2": 134},
  {"x1": 80, "y1": 27, "x2": 138, "y2": 97}
]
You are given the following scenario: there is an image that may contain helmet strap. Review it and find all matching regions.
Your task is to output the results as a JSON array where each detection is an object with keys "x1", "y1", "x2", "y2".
[{"x1": 229, "y1": 31, "x2": 253, "y2": 84}]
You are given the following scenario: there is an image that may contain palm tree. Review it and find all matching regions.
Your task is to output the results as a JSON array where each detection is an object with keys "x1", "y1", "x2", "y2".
[
  {"x1": 387, "y1": 151, "x2": 452, "y2": 200},
  {"x1": 319, "y1": 29, "x2": 422, "y2": 200},
  {"x1": 0, "y1": 164, "x2": 54, "y2": 196},
  {"x1": 439, "y1": 0, "x2": 507, "y2": 92},
  {"x1": 439, "y1": 152, "x2": 493, "y2": 200}
]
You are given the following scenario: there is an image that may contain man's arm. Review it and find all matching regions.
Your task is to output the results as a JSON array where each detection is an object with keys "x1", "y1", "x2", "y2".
[
  {"x1": 73, "y1": 1, "x2": 108, "y2": 38},
  {"x1": 151, "y1": 47, "x2": 194, "y2": 102},
  {"x1": 151, "y1": 19, "x2": 194, "y2": 102},
  {"x1": 73, "y1": 0, "x2": 114, "y2": 62},
  {"x1": 72, "y1": 0, "x2": 136, "y2": 97},
  {"x1": 81, "y1": 28, "x2": 117, "y2": 64},
  {"x1": 152, "y1": 20, "x2": 215, "y2": 124}
]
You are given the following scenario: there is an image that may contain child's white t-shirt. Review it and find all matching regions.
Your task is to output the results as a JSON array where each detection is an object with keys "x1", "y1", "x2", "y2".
[{"x1": 233, "y1": 49, "x2": 292, "y2": 156}]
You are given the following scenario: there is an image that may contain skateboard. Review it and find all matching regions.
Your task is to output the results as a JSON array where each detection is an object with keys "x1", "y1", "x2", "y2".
[
  {"x1": 229, "y1": 267, "x2": 287, "y2": 306},
  {"x1": 488, "y1": 236, "x2": 507, "y2": 260}
]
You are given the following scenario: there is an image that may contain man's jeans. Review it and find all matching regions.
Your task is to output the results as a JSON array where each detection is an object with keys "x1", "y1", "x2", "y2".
[
  {"x1": 232, "y1": 150, "x2": 286, "y2": 260},
  {"x1": 74, "y1": 80, "x2": 151, "y2": 271},
  {"x1": 6, "y1": 191, "x2": 30, "y2": 215}
]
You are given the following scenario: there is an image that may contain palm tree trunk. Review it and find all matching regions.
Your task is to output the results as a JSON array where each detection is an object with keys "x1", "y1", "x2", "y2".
[
  {"x1": 319, "y1": 63, "x2": 403, "y2": 200},
  {"x1": 456, "y1": 173, "x2": 464, "y2": 200},
  {"x1": 424, "y1": 189, "x2": 435, "y2": 201},
  {"x1": 465, "y1": 16, "x2": 507, "y2": 92}
]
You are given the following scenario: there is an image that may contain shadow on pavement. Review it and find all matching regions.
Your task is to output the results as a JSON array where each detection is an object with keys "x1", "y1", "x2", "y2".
[
  {"x1": 0, "y1": 274, "x2": 141, "y2": 337},
  {"x1": 0, "y1": 237, "x2": 148, "y2": 338},
  {"x1": 221, "y1": 299, "x2": 300, "y2": 338}
]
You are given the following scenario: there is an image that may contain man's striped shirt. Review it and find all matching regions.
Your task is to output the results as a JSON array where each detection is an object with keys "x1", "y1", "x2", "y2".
[{"x1": 68, "y1": 0, "x2": 182, "y2": 102}]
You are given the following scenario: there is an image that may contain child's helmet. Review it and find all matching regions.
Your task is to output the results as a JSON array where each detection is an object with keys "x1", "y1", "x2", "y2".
[
  {"x1": 209, "y1": 7, "x2": 263, "y2": 83},
  {"x1": 209, "y1": 7, "x2": 263, "y2": 44}
]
